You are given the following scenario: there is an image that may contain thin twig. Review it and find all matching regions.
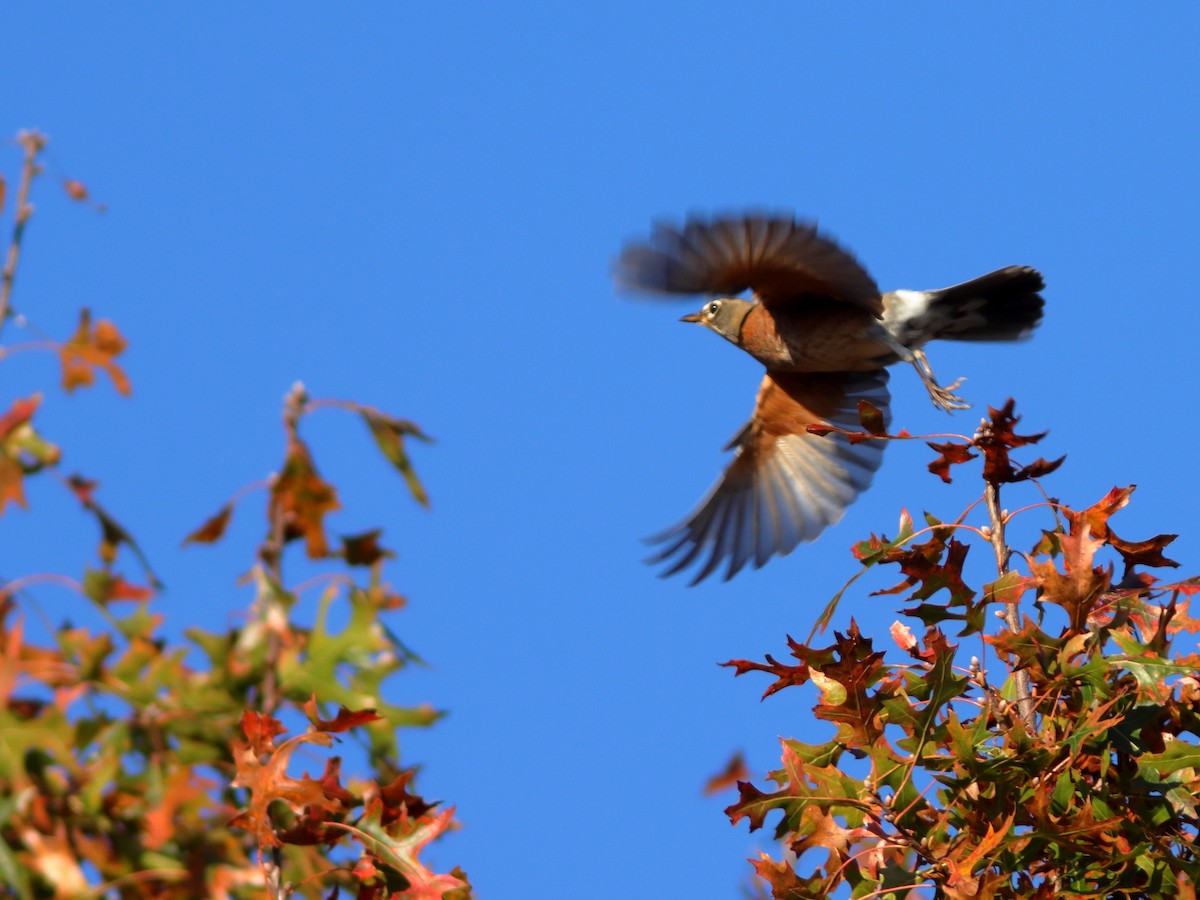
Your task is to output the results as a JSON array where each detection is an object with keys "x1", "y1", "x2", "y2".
[
  {"x1": 0, "y1": 131, "x2": 47, "y2": 338},
  {"x1": 983, "y1": 479, "x2": 1037, "y2": 731},
  {"x1": 256, "y1": 382, "x2": 308, "y2": 715}
]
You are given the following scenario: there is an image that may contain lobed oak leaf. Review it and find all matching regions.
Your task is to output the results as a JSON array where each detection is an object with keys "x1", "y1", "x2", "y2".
[
  {"x1": 952, "y1": 811, "x2": 1013, "y2": 885},
  {"x1": 789, "y1": 803, "x2": 862, "y2": 860},
  {"x1": 749, "y1": 853, "x2": 809, "y2": 895},
  {"x1": 877, "y1": 530, "x2": 975, "y2": 610},
  {"x1": 59, "y1": 309, "x2": 131, "y2": 395},
  {"x1": 230, "y1": 727, "x2": 338, "y2": 847},
  {"x1": 376, "y1": 770, "x2": 437, "y2": 823},
  {"x1": 1108, "y1": 529, "x2": 1179, "y2": 570},
  {"x1": 927, "y1": 439, "x2": 977, "y2": 484},
  {"x1": 355, "y1": 801, "x2": 467, "y2": 899},
  {"x1": 1080, "y1": 484, "x2": 1134, "y2": 535},
  {"x1": 276, "y1": 757, "x2": 357, "y2": 847},
  {"x1": 852, "y1": 510, "x2": 915, "y2": 563},
  {"x1": 270, "y1": 438, "x2": 341, "y2": 559},
  {"x1": 721, "y1": 651, "x2": 809, "y2": 700},
  {"x1": 304, "y1": 694, "x2": 383, "y2": 733},
  {"x1": 984, "y1": 571, "x2": 1035, "y2": 607},
  {"x1": 974, "y1": 399, "x2": 1061, "y2": 485},
  {"x1": 1014, "y1": 455, "x2": 1065, "y2": 480},
  {"x1": 725, "y1": 779, "x2": 781, "y2": 834}
]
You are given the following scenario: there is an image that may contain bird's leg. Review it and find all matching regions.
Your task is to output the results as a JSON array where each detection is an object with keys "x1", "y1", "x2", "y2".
[
  {"x1": 909, "y1": 348, "x2": 968, "y2": 412},
  {"x1": 874, "y1": 329, "x2": 969, "y2": 412}
]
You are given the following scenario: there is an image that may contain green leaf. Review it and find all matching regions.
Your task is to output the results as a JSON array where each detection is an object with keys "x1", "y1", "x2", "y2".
[{"x1": 360, "y1": 409, "x2": 433, "y2": 508}]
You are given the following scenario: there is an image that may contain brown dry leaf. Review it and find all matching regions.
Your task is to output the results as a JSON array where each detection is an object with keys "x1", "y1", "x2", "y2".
[
  {"x1": 270, "y1": 438, "x2": 341, "y2": 559},
  {"x1": 703, "y1": 751, "x2": 749, "y2": 795}
]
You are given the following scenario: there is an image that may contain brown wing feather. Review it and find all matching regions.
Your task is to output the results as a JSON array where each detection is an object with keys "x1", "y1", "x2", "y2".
[
  {"x1": 615, "y1": 213, "x2": 882, "y2": 314},
  {"x1": 647, "y1": 370, "x2": 890, "y2": 584}
]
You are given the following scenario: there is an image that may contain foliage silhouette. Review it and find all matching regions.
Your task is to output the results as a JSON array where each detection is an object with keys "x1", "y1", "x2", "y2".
[
  {"x1": 724, "y1": 401, "x2": 1200, "y2": 899},
  {"x1": 0, "y1": 131, "x2": 471, "y2": 899}
]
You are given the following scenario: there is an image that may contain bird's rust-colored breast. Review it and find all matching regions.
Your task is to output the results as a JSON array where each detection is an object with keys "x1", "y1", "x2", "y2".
[{"x1": 738, "y1": 301, "x2": 890, "y2": 373}]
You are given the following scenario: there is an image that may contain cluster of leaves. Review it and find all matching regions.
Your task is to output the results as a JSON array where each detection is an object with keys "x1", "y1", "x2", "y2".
[
  {"x1": 725, "y1": 401, "x2": 1200, "y2": 898},
  {"x1": 0, "y1": 131, "x2": 470, "y2": 898}
]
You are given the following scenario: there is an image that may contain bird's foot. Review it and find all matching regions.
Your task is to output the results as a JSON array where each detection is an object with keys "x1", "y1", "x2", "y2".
[{"x1": 910, "y1": 349, "x2": 969, "y2": 412}]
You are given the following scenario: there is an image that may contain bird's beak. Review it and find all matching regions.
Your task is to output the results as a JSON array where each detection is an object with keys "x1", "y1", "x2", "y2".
[{"x1": 679, "y1": 312, "x2": 702, "y2": 324}]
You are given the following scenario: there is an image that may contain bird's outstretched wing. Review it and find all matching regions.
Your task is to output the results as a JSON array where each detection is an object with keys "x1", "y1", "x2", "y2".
[
  {"x1": 615, "y1": 213, "x2": 882, "y2": 313},
  {"x1": 647, "y1": 369, "x2": 890, "y2": 584}
]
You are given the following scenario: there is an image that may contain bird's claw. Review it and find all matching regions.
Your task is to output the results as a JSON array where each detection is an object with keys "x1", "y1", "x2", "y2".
[{"x1": 910, "y1": 350, "x2": 970, "y2": 412}]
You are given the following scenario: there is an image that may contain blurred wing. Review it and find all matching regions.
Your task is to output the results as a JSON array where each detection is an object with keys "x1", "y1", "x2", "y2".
[
  {"x1": 615, "y1": 213, "x2": 882, "y2": 314},
  {"x1": 647, "y1": 370, "x2": 890, "y2": 585}
]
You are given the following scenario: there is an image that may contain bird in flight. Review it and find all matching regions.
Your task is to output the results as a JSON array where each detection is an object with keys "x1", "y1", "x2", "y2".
[{"x1": 615, "y1": 213, "x2": 1044, "y2": 585}]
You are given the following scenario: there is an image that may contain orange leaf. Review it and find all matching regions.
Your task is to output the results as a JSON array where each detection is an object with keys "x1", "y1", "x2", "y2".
[
  {"x1": 0, "y1": 455, "x2": 26, "y2": 512},
  {"x1": 231, "y1": 728, "x2": 338, "y2": 848},
  {"x1": 59, "y1": 309, "x2": 131, "y2": 396}
]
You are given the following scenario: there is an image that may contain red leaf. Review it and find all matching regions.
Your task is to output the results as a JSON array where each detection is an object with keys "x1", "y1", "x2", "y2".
[
  {"x1": 927, "y1": 440, "x2": 977, "y2": 484},
  {"x1": 304, "y1": 695, "x2": 383, "y2": 733},
  {"x1": 241, "y1": 710, "x2": 287, "y2": 755},
  {"x1": 1108, "y1": 529, "x2": 1180, "y2": 570}
]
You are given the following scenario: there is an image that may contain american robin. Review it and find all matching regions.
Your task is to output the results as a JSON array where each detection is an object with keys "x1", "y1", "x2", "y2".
[{"x1": 615, "y1": 213, "x2": 1044, "y2": 585}]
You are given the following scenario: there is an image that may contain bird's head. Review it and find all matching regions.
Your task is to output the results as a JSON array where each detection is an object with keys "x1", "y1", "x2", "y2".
[{"x1": 680, "y1": 297, "x2": 756, "y2": 345}]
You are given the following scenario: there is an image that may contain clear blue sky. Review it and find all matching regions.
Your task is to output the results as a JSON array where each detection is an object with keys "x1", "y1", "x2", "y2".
[{"x1": 5, "y1": 5, "x2": 1199, "y2": 896}]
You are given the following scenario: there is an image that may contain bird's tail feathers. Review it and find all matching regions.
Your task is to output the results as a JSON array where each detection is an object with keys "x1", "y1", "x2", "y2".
[{"x1": 886, "y1": 266, "x2": 1045, "y2": 347}]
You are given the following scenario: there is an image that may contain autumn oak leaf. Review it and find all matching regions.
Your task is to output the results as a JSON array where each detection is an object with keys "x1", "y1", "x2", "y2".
[
  {"x1": 341, "y1": 529, "x2": 395, "y2": 566},
  {"x1": 927, "y1": 440, "x2": 977, "y2": 484},
  {"x1": 182, "y1": 502, "x2": 234, "y2": 546},
  {"x1": 230, "y1": 725, "x2": 338, "y2": 847},
  {"x1": 304, "y1": 695, "x2": 383, "y2": 733},
  {"x1": 60, "y1": 309, "x2": 131, "y2": 396},
  {"x1": 269, "y1": 438, "x2": 341, "y2": 559},
  {"x1": 1109, "y1": 529, "x2": 1180, "y2": 570}
]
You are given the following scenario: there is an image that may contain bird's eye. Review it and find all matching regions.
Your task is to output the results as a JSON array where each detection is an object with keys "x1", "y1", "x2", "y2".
[{"x1": 707, "y1": 302, "x2": 720, "y2": 316}]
